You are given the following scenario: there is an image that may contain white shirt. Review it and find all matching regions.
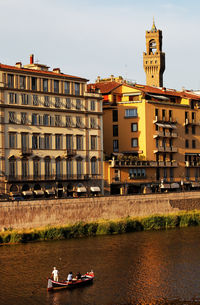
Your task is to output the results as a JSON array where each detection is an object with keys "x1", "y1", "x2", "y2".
[
  {"x1": 52, "y1": 269, "x2": 58, "y2": 278},
  {"x1": 67, "y1": 273, "x2": 73, "y2": 281}
]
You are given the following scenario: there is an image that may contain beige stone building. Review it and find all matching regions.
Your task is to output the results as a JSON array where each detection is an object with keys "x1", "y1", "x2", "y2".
[{"x1": 0, "y1": 55, "x2": 103, "y2": 198}]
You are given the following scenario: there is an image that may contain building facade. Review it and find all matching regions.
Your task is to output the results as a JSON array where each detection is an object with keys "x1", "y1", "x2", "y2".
[
  {"x1": 0, "y1": 55, "x2": 103, "y2": 198},
  {"x1": 143, "y1": 20, "x2": 165, "y2": 87},
  {"x1": 89, "y1": 76, "x2": 200, "y2": 195}
]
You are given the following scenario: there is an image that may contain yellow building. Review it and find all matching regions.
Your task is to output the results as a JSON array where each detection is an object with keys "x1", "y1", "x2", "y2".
[
  {"x1": 88, "y1": 76, "x2": 200, "y2": 195},
  {"x1": 0, "y1": 55, "x2": 103, "y2": 198}
]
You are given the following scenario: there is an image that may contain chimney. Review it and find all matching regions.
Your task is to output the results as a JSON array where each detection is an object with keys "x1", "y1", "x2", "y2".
[
  {"x1": 53, "y1": 68, "x2": 61, "y2": 74},
  {"x1": 30, "y1": 54, "x2": 34, "y2": 64},
  {"x1": 15, "y1": 62, "x2": 22, "y2": 68},
  {"x1": 96, "y1": 76, "x2": 101, "y2": 83}
]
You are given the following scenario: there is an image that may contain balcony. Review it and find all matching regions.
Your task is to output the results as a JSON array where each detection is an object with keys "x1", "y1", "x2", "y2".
[
  {"x1": 185, "y1": 161, "x2": 200, "y2": 167},
  {"x1": 154, "y1": 146, "x2": 178, "y2": 153},
  {"x1": 129, "y1": 174, "x2": 146, "y2": 180},
  {"x1": 153, "y1": 116, "x2": 177, "y2": 125},
  {"x1": 20, "y1": 148, "x2": 33, "y2": 156},
  {"x1": 6, "y1": 174, "x2": 101, "y2": 182}
]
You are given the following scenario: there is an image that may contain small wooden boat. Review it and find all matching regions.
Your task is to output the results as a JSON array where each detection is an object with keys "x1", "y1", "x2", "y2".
[{"x1": 47, "y1": 271, "x2": 94, "y2": 291}]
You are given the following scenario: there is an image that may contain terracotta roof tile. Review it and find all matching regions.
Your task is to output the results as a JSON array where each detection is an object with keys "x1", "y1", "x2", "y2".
[
  {"x1": 0, "y1": 63, "x2": 88, "y2": 82},
  {"x1": 88, "y1": 81, "x2": 121, "y2": 94}
]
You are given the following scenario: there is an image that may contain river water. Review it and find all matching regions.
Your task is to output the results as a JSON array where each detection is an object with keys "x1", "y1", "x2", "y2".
[{"x1": 1, "y1": 227, "x2": 200, "y2": 305}]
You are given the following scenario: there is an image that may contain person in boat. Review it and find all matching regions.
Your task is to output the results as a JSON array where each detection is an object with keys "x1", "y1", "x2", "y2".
[
  {"x1": 52, "y1": 267, "x2": 59, "y2": 282},
  {"x1": 76, "y1": 272, "x2": 82, "y2": 280},
  {"x1": 67, "y1": 271, "x2": 73, "y2": 282}
]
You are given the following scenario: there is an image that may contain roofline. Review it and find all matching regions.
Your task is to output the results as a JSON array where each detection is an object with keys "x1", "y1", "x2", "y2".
[{"x1": 0, "y1": 64, "x2": 88, "y2": 82}]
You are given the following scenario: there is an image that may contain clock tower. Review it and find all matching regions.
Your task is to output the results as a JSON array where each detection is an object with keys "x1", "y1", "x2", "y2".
[{"x1": 143, "y1": 20, "x2": 165, "y2": 87}]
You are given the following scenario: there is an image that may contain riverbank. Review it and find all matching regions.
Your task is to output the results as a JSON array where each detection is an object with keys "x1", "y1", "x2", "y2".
[{"x1": 1, "y1": 210, "x2": 200, "y2": 244}]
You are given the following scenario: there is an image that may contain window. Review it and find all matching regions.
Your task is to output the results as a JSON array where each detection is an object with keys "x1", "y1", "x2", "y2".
[
  {"x1": 125, "y1": 109, "x2": 137, "y2": 118},
  {"x1": 9, "y1": 93, "x2": 17, "y2": 104},
  {"x1": 76, "y1": 157, "x2": 83, "y2": 177},
  {"x1": 129, "y1": 168, "x2": 146, "y2": 179},
  {"x1": 66, "y1": 135, "x2": 73, "y2": 149},
  {"x1": 164, "y1": 168, "x2": 167, "y2": 179},
  {"x1": 55, "y1": 115, "x2": 61, "y2": 126},
  {"x1": 131, "y1": 123, "x2": 138, "y2": 132},
  {"x1": 113, "y1": 140, "x2": 119, "y2": 152},
  {"x1": 9, "y1": 112, "x2": 16, "y2": 123},
  {"x1": 21, "y1": 112, "x2": 27, "y2": 125},
  {"x1": 91, "y1": 135, "x2": 97, "y2": 150},
  {"x1": 66, "y1": 159, "x2": 73, "y2": 178},
  {"x1": 76, "y1": 135, "x2": 83, "y2": 150},
  {"x1": 21, "y1": 94, "x2": 29, "y2": 105},
  {"x1": 91, "y1": 157, "x2": 97, "y2": 175},
  {"x1": 8, "y1": 74, "x2": 14, "y2": 88},
  {"x1": 56, "y1": 158, "x2": 62, "y2": 178},
  {"x1": 155, "y1": 108, "x2": 159, "y2": 116},
  {"x1": 44, "y1": 134, "x2": 50, "y2": 149},
  {"x1": 9, "y1": 132, "x2": 17, "y2": 148},
  {"x1": 112, "y1": 110, "x2": 118, "y2": 122},
  {"x1": 21, "y1": 133, "x2": 28, "y2": 149},
  {"x1": 33, "y1": 158, "x2": 40, "y2": 178},
  {"x1": 192, "y1": 140, "x2": 196, "y2": 148},
  {"x1": 170, "y1": 168, "x2": 174, "y2": 181},
  {"x1": 55, "y1": 97, "x2": 61, "y2": 108},
  {"x1": 20, "y1": 76, "x2": 26, "y2": 89},
  {"x1": 66, "y1": 98, "x2": 71, "y2": 109},
  {"x1": 75, "y1": 83, "x2": 80, "y2": 96},
  {"x1": 90, "y1": 117, "x2": 96, "y2": 129},
  {"x1": 131, "y1": 138, "x2": 138, "y2": 147},
  {"x1": 54, "y1": 80, "x2": 59, "y2": 93},
  {"x1": 44, "y1": 96, "x2": 50, "y2": 107},
  {"x1": 32, "y1": 114, "x2": 38, "y2": 125},
  {"x1": 43, "y1": 114, "x2": 49, "y2": 126},
  {"x1": 32, "y1": 134, "x2": 39, "y2": 149},
  {"x1": 9, "y1": 157, "x2": 16, "y2": 177},
  {"x1": 113, "y1": 125, "x2": 118, "y2": 137},
  {"x1": 185, "y1": 139, "x2": 189, "y2": 148},
  {"x1": 33, "y1": 95, "x2": 38, "y2": 106},
  {"x1": 185, "y1": 111, "x2": 188, "y2": 120},
  {"x1": 45, "y1": 157, "x2": 51, "y2": 178},
  {"x1": 162, "y1": 109, "x2": 165, "y2": 120},
  {"x1": 55, "y1": 134, "x2": 62, "y2": 149},
  {"x1": 31, "y1": 77, "x2": 37, "y2": 91},
  {"x1": 43, "y1": 79, "x2": 48, "y2": 92},
  {"x1": 169, "y1": 110, "x2": 172, "y2": 119},
  {"x1": 192, "y1": 112, "x2": 195, "y2": 120},
  {"x1": 192, "y1": 125, "x2": 196, "y2": 134},
  {"x1": 90, "y1": 100, "x2": 96, "y2": 111},
  {"x1": 185, "y1": 125, "x2": 189, "y2": 134},
  {"x1": 64, "y1": 81, "x2": 70, "y2": 94},
  {"x1": 66, "y1": 116, "x2": 73, "y2": 127},
  {"x1": 76, "y1": 99, "x2": 81, "y2": 110},
  {"x1": 21, "y1": 158, "x2": 28, "y2": 178},
  {"x1": 186, "y1": 167, "x2": 190, "y2": 180},
  {"x1": 76, "y1": 116, "x2": 83, "y2": 128}
]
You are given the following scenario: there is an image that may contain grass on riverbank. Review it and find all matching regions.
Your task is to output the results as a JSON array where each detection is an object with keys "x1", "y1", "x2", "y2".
[{"x1": 1, "y1": 211, "x2": 200, "y2": 244}]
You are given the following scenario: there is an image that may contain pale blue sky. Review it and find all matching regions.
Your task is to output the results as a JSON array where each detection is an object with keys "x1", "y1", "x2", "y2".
[{"x1": 0, "y1": 0, "x2": 200, "y2": 89}]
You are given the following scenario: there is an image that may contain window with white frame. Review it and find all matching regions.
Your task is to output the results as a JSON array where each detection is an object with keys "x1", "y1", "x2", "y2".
[
  {"x1": 9, "y1": 93, "x2": 17, "y2": 104},
  {"x1": 125, "y1": 108, "x2": 137, "y2": 118},
  {"x1": 131, "y1": 138, "x2": 138, "y2": 147},
  {"x1": 90, "y1": 100, "x2": 96, "y2": 111},
  {"x1": 90, "y1": 117, "x2": 96, "y2": 129}
]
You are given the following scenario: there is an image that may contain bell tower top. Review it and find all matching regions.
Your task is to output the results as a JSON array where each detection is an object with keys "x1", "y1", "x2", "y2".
[{"x1": 143, "y1": 20, "x2": 165, "y2": 87}]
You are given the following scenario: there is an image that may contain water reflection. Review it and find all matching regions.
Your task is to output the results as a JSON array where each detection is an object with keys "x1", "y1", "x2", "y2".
[{"x1": 1, "y1": 227, "x2": 200, "y2": 305}]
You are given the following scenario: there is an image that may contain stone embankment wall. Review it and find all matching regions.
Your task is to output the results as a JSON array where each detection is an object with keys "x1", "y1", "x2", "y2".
[{"x1": 1, "y1": 192, "x2": 200, "y2": 230}]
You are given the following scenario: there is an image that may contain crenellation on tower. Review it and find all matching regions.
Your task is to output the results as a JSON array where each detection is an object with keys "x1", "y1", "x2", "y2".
[{"x1": 143, "y1": 20, "x2": 165, "y2": 87}]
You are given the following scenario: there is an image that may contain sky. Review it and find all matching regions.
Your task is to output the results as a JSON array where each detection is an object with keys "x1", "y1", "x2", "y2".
[{"x1": 0, "y1": 0, "x2": 200, "y2": 90}]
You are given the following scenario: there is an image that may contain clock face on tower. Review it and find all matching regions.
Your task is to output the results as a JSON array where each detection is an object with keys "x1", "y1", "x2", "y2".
[{"x1": 149, "y1": 39, "x2": 157, "y2": 54}]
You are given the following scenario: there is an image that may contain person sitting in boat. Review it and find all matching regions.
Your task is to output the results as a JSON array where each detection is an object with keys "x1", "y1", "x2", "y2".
[
  {"x1": 67, "y1": 271, "x2": 73, "y2": 282},
  {"x1": 52, "y1": 267, "x2": 59, "y2": 282},
  {"x1": 76, "y1": 272, "x2": 82, "y2": 280}
]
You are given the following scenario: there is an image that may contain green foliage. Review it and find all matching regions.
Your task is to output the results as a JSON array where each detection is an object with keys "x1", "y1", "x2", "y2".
[{"x1": 2, "y1": 211, "x2": 200, "y2": 245}]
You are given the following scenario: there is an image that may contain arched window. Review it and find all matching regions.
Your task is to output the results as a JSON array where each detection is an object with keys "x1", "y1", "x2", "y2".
[
  {"x1": 56, "y1": 157, "x2": 62, "y2": 179},
  {"x1": 66, "y1": 158, "x2": 73, "y2": 179},
  {"x1": 21, "y1": 157, "x2": 28, "y2": 178},
  {"x1": 149, "y1": 39, "x2": 157, "y2": 54},
  {"x1": 44, "y1": 157, "x2": 51, "y2": 178},
  {"x1": 76, "y1": 157, "x2": 83, "y2": 178},
  {"x1": 91, "y1": 157, "x2": 97, "y2": 176},
  {"x1": 9, "y1": 156, "x2": 16, "y2": 178}
]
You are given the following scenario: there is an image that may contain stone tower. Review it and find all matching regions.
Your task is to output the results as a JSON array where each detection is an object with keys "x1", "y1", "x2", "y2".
[{"x1": 143, "y1": 20, "x2": 165, "y2": 87}]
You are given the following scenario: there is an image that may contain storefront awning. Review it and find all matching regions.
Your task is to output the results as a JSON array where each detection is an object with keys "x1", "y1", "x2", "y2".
[
  {"x1": 90, "y1": 186, "x2": 101, "y2": 192},
  {"x1": 171, "y1": 183, "x2": 180, "y2": 189},
  {"x1": 34, "y1": 190, "x2": 44, "y2": 195},
  {"x1": 45, "y1": 189, "x2": 55, "y2": 195},
  {"x1": 22, "y1": 190, "x2": 33, "y2": 196},
  {"x1": 77, "y1": 186, "x2": 87, "y2": 193}
]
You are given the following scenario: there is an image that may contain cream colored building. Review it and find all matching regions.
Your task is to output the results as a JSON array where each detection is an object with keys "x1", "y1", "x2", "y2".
[{"x1": 0, "y1": 55, "x2": 103, "y2": 197}]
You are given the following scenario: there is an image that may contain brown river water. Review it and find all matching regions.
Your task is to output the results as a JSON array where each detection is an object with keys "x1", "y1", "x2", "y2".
[{"x1": 1, "y1": 227, "x2": 200, "y2": 305}]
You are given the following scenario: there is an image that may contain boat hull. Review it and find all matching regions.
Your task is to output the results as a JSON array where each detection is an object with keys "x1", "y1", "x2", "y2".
[{"x1": 47, "y1": 272, "x2": 94, "y2": 291}]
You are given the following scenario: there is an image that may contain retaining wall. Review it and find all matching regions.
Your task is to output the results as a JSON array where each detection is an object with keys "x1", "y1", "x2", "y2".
[{"x1": 1, "y1": 192, "x2": 200, "y2": 230}]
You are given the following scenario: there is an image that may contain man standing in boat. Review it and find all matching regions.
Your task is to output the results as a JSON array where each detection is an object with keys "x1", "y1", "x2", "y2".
[
  {"x1": 67, "y1": 271, "x2": 73, "y2": 282},
  {"x1": 52, "y1": 267, "x2": 59, "y2": 282}
]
